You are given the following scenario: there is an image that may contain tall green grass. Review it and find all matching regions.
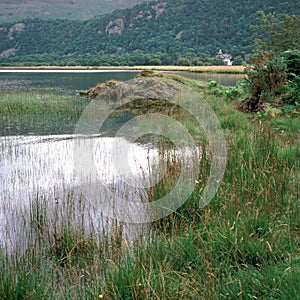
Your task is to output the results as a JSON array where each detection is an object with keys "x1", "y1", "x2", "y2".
[
  {"x1": 0, "y1": 90, "x2": 88, "y2": 136},
  {"x1": 0, "y1": 79, "x2": 299, "y2": 299}
]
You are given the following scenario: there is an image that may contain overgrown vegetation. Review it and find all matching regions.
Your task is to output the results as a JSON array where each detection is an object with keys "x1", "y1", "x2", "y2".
[
  {"x1": 0, "y1": 74, "x2": 299, "y2": 299},
  {"x1": 238, "y1": 12, "x2": 300, "y2": 113}
]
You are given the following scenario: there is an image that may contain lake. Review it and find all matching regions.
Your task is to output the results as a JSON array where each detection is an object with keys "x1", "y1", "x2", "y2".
[
  {"x1": 0, "y1": 69, "x2": 139, "y2": 91},
  {"x1": 0, "y1": 69, "x2": 243, "y2": 92}
]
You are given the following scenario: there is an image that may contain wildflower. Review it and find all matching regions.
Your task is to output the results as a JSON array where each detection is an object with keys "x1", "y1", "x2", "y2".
[{"x1": 99, "y1": 294, "x2": 104, "y2": 299}]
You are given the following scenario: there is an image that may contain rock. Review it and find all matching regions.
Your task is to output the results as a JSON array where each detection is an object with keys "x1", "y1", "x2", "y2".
[
  {"x1": 79, "y1": 71, "x2": 188, "y2": 117},
  {"x1": 80, "y1": 72, "x2": 182, "y2": 103},
  {"x1": 79, "y1": 80, "x2": 121, "y2": 99}
]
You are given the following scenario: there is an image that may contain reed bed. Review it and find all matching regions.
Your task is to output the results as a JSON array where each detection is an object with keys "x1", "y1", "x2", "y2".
[{"x1": 0, "y1": 89, "x2": 88, "y2": 136}]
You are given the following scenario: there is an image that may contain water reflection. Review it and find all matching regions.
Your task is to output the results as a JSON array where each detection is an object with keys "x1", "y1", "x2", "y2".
[
  {"x1": 0, "y1": 134, "x2": 154, "y2": 251},
  {"x1": 0, "y1": 70, "x2": 211, "y2": 253},
  {"x1": 0, "y1": 134, "x2": 200, "y2": 252},
  {"x1": 0, "y1": 134, "x2": 161, "y2": 205}
]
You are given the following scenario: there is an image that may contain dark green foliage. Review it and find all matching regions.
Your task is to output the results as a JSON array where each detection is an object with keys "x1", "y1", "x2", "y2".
[
  {"x1": 240, "y1": 12, "x2": 300, "y2": 110},
  {"x1": 177, "y1": 57, "x2": 191, "y2": 66},
  {"x1": 243, "y1": 52, "x2": 287, "y2": 110},
  {"x1": 0, "y1": 0, "x2": 300, "y2": 66},
  {"x1": 283, "y1": 50, "x2": 300, "y2": 77},
  {"x1": 232, "y1": 55, "x2": 244, "y2": 66},
  {"x1": 254, "y1": 11, "x2": 300, "y2": 54},
  {"x1": 149, "y1": 58, "x2": 162, "y2": 65},
  {"x1": 281, "y1": 50, "x2": 300, "y2": 105}
]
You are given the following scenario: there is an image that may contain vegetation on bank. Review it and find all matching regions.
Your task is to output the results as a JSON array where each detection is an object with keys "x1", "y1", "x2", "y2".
[
  {"x1": 233, "y1": 12, "x2": 300, "y2": 117},
  {"x1": 0, "y1": 71, "x2": 299, "y2": 299}
]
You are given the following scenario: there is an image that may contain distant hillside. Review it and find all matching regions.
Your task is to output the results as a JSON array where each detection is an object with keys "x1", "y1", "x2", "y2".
[
  {"x1": 0, "y1": 0, "x2": 299, "y2": 66},
  {"x1": 0, "y1": 0, "x2": 146, "y2": 22}
]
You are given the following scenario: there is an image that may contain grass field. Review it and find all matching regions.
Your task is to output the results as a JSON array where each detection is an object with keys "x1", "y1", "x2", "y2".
[{"x1": 0, "y1": 75, "x2": 299, "y2": 299}]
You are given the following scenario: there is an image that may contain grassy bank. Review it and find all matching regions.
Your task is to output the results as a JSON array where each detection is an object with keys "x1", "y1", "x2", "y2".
[{"x1": 0, "y1": 76, "x2": 299, "y2": 299}]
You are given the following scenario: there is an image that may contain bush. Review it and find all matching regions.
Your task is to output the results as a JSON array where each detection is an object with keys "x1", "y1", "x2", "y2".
[
  {"x1": 232, "y1": 55, "x2": 244, "y2": 65},
  {"x1": 282, "y1": 74, "x2": 300, "y2": 105},
  {"x1": 243, "y1": 52, "x2": 287, "y2": 110}
]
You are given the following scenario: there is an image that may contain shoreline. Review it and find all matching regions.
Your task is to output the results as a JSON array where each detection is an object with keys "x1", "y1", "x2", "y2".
[{"x1": 0, "y1": 65, "x2": 245, "y2": 74}]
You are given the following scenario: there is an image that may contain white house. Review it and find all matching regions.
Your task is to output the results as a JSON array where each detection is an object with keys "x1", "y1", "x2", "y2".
[{"x1": 216, "y1": 49, "x2": 233, "y2": 65}]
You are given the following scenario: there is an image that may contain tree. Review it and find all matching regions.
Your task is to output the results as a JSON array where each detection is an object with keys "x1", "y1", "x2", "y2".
[
  {"x1": 239, "y1": 12, "x2": 300, "y2": 111},
  {"x1": 176, "y1": 57, "x2": 191, "y2": 66},
  {"x1": 254, "y1": 11, "x2": 300, "y2": 54},
  {"x1": 149, "y1": 58, "x2": 162, "y2": 66}
]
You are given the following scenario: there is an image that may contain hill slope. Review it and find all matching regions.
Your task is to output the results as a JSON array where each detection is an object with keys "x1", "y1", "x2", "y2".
[
  {"x1": 0, "y1": 0, "x2": 299, "y2": 66},
  {"x1": 0, "y1": 0, "x2": 146, "y2": 22}
]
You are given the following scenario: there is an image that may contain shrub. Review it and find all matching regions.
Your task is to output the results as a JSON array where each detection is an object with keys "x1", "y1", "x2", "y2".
[{"x1": 242, "y1": 52, "x2": 287, "y2": 111}]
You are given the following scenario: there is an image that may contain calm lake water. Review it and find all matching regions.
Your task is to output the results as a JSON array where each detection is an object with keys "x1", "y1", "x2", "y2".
[
  {"x1": 0, "y1": 69, "x2": 243, "y2": 92},
  {"x1": 0, "y1": 69, "x2": 139, "y2": 91}
]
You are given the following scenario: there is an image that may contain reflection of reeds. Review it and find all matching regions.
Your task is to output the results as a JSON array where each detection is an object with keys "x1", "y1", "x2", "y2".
[{"x1": 146, "y1": 142, "x2": 198, "y2": 203}]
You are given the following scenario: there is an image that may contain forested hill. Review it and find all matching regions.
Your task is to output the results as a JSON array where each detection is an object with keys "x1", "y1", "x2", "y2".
[{"x1": 0, "y1": 0, "x2": 299, "y2": 66}]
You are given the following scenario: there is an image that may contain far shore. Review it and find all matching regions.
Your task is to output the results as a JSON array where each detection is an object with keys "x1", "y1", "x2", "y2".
[{"x1": 0, "y1": 65, "x2": 245, "y2": 73}]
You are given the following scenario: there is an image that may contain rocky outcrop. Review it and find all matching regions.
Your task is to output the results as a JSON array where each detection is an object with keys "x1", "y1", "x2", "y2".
[
  {"x1": 105, "y1": 18, "x2": 125, "y2": 34},
  {"x1": 0, "y1": 48, "x2": 16, "y2": 57},
  {"x1": 79, "y1": 80, "x2": 121, "y2": 99},
  {"x1": 8, "y1": 23, "x2": 26, "y2": 40},
  {"x1": 81, "y1": 72, "x2": 180, "y2": 102},
  {"x1": 79, "y1": 72, "x2": 186, "y2": 116}
]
